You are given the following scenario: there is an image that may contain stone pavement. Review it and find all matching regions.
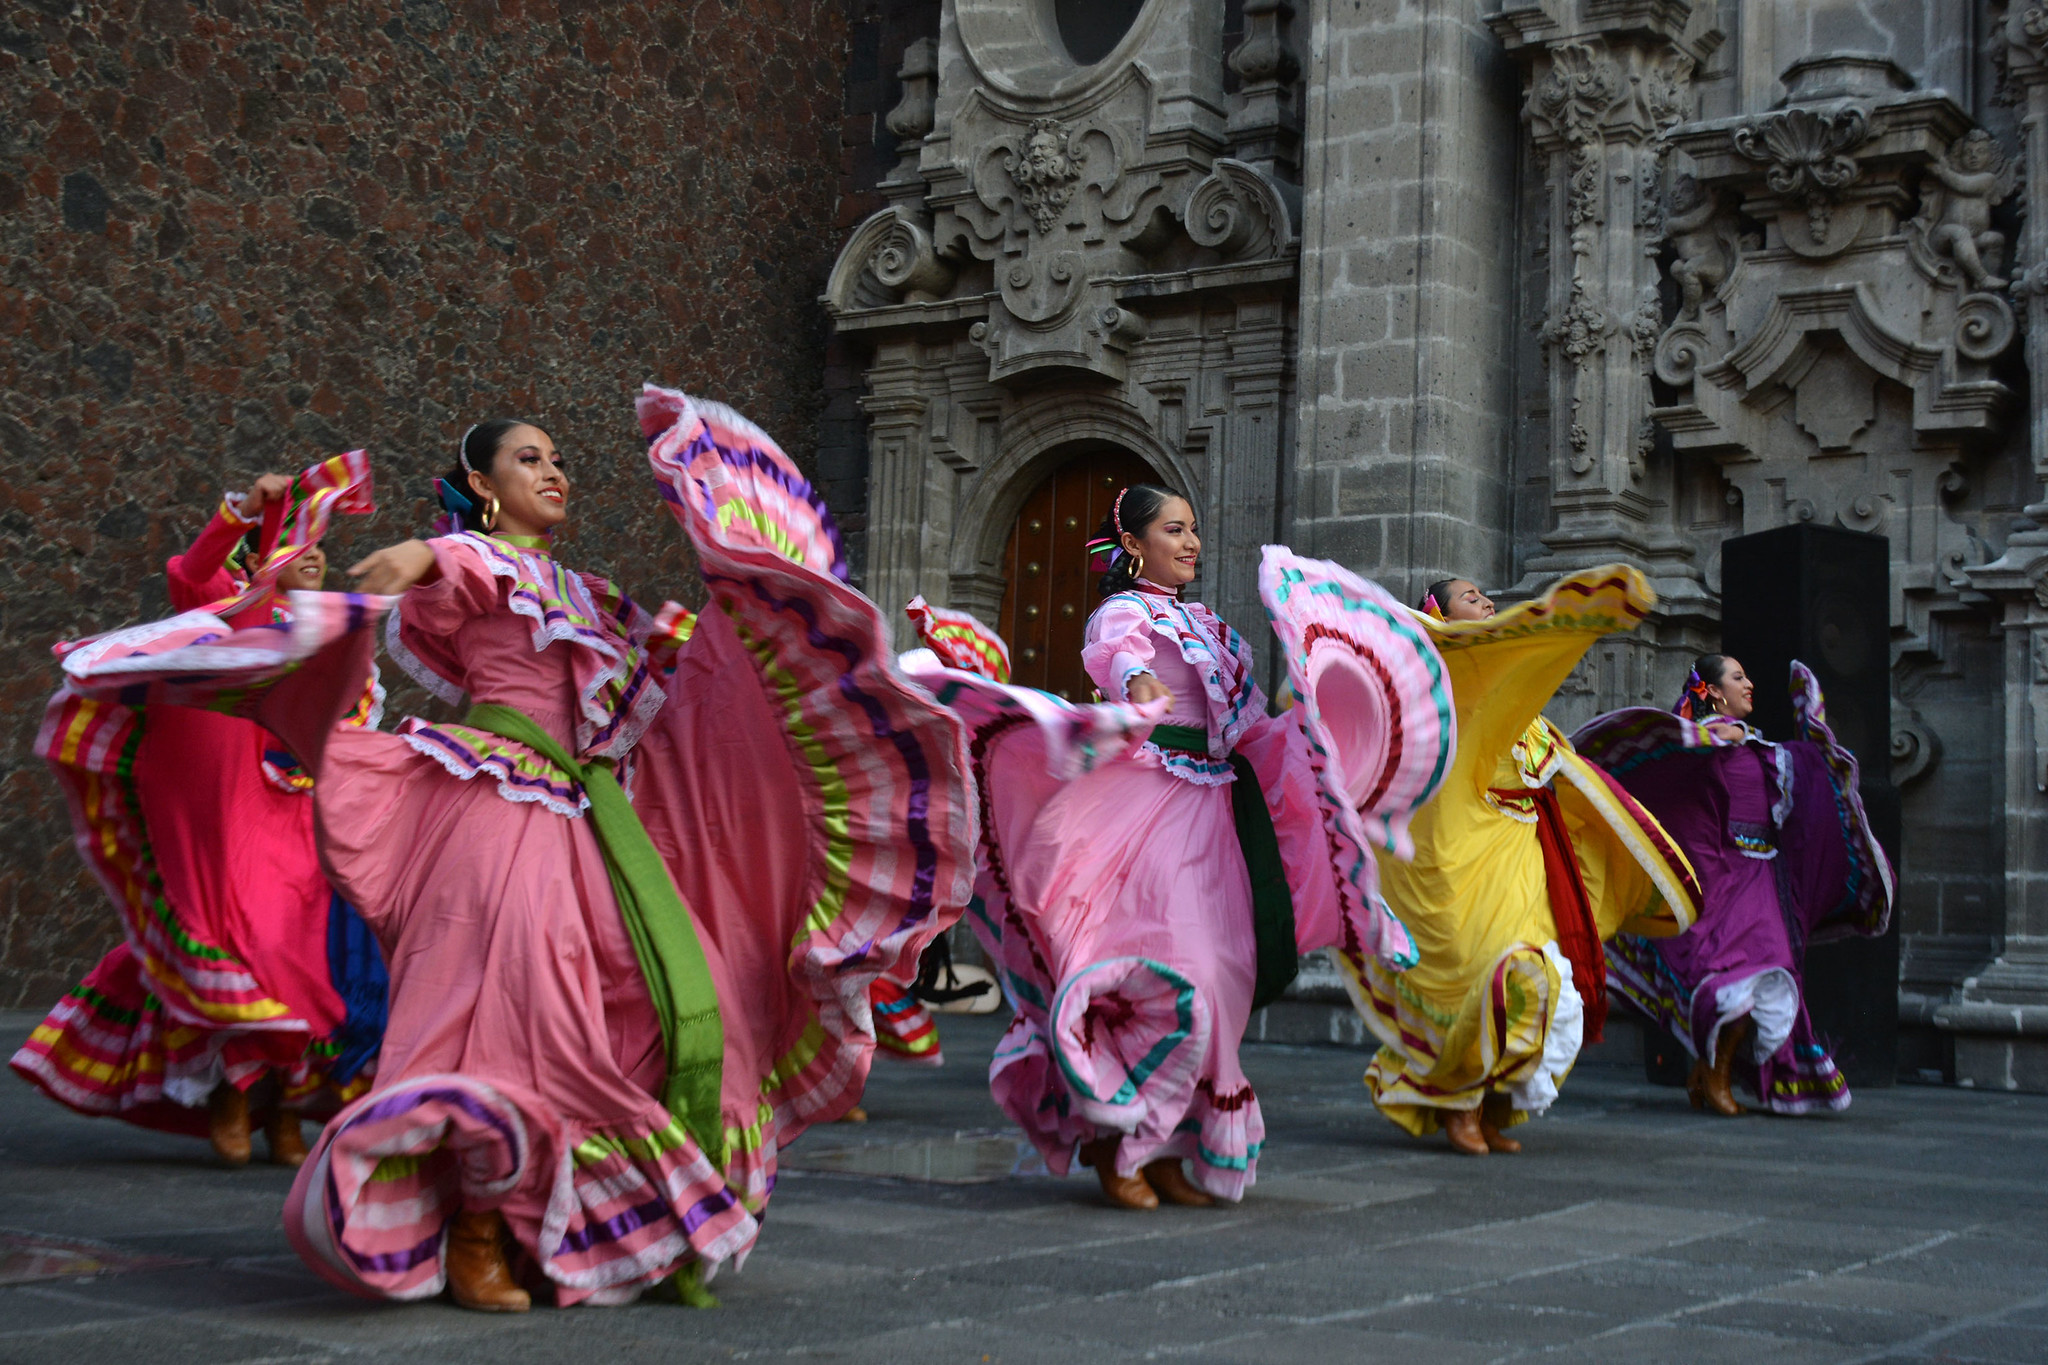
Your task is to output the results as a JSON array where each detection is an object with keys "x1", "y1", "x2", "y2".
[{"x1": 1, "y1": 1008, "x2": 2044, "y2": 1365}]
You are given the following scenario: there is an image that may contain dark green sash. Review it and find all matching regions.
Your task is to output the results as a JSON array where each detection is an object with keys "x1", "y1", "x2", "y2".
[
  {"x1": 1149, "y1": 723, "x2": 1299, "y2": 1010},
  {"x1": 462, "y1": 703, "x2": 727, "y2": 1170}
]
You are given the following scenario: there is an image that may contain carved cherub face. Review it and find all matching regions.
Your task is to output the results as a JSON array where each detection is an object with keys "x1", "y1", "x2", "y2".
[
  {"x1": 1667, "y1": 173, "x2": 1703, "y2": 214},
  {"x1": 1953, "y1": 130, "x2": 2000, "y2": 173}
]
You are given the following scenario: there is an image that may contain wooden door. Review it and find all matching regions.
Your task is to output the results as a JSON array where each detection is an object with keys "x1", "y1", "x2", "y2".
[{"x1": 998, "y1": 449, "x2": 1159, "y2": 699}]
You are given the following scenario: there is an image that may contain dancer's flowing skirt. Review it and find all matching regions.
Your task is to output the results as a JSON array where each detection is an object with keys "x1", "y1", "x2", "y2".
[
  {"x1": 1336, "y1": 566, "x2": 1699, "y2": 1135},
  {"x1": 924, "y1": 550, "x2": 1453, "y2": 1199},
  {"x1": 1576, "y1": 666, "x2": 1892, "y2": 1114},
  {"x1": 280, "y1": 389, "x2": 975, "y2": 1303},
  {"x1": 14, "y1": 616, "x2": 388, "y2": 1132}
]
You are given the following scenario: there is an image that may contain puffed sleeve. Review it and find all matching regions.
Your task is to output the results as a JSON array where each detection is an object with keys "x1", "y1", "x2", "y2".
[
  {"x1": 1081, "y1": 596, "x2": 1158, "y2": 701},
  {"x1": 165, "y1": 494, "x2": 259, "y2": 612},
  {"x1": 387, "y1": 536, "x2": 506, "y2": 698}
]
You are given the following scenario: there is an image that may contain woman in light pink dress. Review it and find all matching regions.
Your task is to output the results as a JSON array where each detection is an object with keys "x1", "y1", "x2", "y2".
[
  {"x1": 245, "y1": 393, "x2": 974, "y2": 1311},
  {"x1": 939, "y1": 485, "x2": 1454, "y2": 1210}
]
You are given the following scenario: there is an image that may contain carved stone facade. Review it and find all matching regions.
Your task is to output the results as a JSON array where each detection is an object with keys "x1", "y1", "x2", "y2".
[
  {"x1": 828, "y1": 0, "x2": 2048, "y2": 1090},
  {"x1": 825, "y1": 0, "x2": 1304, "y2": 650}
]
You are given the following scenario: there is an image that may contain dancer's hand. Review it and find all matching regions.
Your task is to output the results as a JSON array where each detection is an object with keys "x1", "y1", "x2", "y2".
[
  {"x1": 349, "y1": 540, "x2": 438, "y2": 595},
  {"x1": 1127, "y1": 672, "x2": 1174, "y2": 709},
  {"x1": 1706, "y1": 720, "x2": 1745, "y2": 742},
  {"x1": 239, "y1": 472, "x2": 294, "y2": 517}
]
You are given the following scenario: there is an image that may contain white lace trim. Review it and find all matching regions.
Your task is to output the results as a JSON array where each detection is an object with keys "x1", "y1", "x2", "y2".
[
  {"x1": 451, "y1": 533, "x2": 661, "y2": 759},
  {"x1": 1769, "y1": 741, "x2": 1796, "y2": 827},
  {"x1": 398, "y1": 729, "x2": 588, "y2": 819},
  {"x1": 383, "y1": 603, "x2": 465, "y2": 705},
  {"x1": 1706, "y1": 967, "x2": 1799, "y2": 1064},
  {"x1": 1507, "y1": 942, "x2": 1585, "y2": 1117},
  {"x1": 1135, "y1": 740, "x2": 1237, "y2": 787},
  {"x1": 361, "y1": 663, "x2": 388, "y2": 731}
]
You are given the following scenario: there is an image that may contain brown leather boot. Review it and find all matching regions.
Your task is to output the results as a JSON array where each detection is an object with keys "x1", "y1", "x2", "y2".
[
  {"x1": 208, "y1": 1083, "x2": 251, "y2": 1166},
  {"x1": 1077, "y1": 1136, "x2": 1158, "y2": 1210},
  {"x1": 1479, "y1": 1095, "x2": 1522, "y2": 1154},
  {"x1": 1441, "y1": 1106, "x2": 1488, "y2": 1156},
  {"x1": 1142, "y1": 1158, "x2": 1215, "y2": 1207},
  {"x1": 1686, "y1": 1057, "x2": 1710, "y2": 1111},
  {"x1": 1698, "y1": 1017, "x2": 1749, "y2": 1117},
  {"x1": 445, "y1": 1208, "x2": 531, "y2": 1312},
  {"x1": 265, "y1": 1107, "x2": 309, "y2": 1167}
]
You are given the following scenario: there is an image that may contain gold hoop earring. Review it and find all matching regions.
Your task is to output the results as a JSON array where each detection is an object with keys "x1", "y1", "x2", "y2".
[
  {"x1": 1132, "y1": 553, "x2": 1144, "y2": 581},
  {"x1": 483, "y1": 496, "x2": 500, "y2": 532}
]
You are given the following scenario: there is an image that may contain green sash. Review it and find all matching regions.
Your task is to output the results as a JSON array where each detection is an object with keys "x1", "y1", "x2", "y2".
[
  {"x1": 462, "y1": 703, "x2": 727, "y2": 1170},
  {"x1": 1149, "y1": 723, "x2": 1300, "y2": 1010}
]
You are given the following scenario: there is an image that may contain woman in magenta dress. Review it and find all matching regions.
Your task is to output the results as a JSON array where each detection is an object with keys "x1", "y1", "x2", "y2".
[
  {"x1": 13, "y1": 456, "x2": 387, "y2": 1167},
  {"x1": 1572, "y1": 655, "x2": 1893, "y2": 1115},
  {"x1": 251, "y1": 393, "x2": 974, "y2": 1311},
  {"x1": 912, "y1": 485, "x2": 1453, "y2": 1209}
]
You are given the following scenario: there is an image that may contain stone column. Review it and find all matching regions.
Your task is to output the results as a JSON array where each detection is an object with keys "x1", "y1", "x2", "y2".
[
  {"x1": 1490, "y1": 2, "x2": 1722, "y2": 613},
  {"x1": 858, "y1": 360, "x2": 932, "y2": 646},
  {"x1": 1292, "y1": 0, "x2": 1522, "y2": 595},
  {"x1": 1931, "y1": 9, "x2": 2048, "y2": 1092}
]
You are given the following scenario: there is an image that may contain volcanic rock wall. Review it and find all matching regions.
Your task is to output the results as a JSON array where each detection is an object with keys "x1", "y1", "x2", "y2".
[{"x1": 0, "y1": 0, "x2": 857, "y2": 1005}]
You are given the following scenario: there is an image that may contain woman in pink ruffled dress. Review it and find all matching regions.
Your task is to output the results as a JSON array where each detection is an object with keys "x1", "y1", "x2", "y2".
[
  {"x1": 947, "y1": 484, "x2": 1453, "y2": 1209},
  {"x1": 244, "y1": 395, "x2": 974, "y2": 1312}
]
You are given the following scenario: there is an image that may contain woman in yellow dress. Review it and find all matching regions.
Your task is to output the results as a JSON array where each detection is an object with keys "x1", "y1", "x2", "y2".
[{"x1": 1338, "y1": 567, "x2": 1701, "y2": 1154}]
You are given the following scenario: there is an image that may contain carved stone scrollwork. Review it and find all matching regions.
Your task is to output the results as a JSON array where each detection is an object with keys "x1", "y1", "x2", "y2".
[
  {"x1": 1730, "y1": 105, "x2": 1870, "y2": 248},
  {"x1": 1890, "y1": 706, "x2": 1943, "y2": 788},
  {"x1": 1653, "y1": 320, "x2": 1711, "y2": 386},
  {"x1": 1532, "y1": 43, "x2": 1623, "y2": 237},
  {"x1": 871, "y1": 215, "x2": 955, "y2": 298},
  {"x1": 1956, "y1": 291, "x2": 2019, "y2": 361},
  {"x1": 1635, "y1": 52, "x2": 1695, "y2": 236},
  {"x1": 1543, "y1": 280, "x2": 1610, "y2": 465},
  {"x1": 823, "y1": 208, "x2": 955, "y2": 313},
  {"x1": 1184, "y1": 158, "x2": 1296, "y2": 260}
]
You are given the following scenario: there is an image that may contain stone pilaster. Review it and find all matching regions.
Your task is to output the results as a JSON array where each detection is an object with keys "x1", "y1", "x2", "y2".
[
  {"x1": 1930, "y1": 8, "x2": 2048, "y2": 1092},
  {"x1": 1490, "y1": 2, "x2": 1723, "y2": 616}
]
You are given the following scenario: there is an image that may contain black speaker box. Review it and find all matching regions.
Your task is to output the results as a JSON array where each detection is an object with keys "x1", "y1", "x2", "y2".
[{"x1": 1718, "y1": 524, "x2": 1899, "y2": 1089}]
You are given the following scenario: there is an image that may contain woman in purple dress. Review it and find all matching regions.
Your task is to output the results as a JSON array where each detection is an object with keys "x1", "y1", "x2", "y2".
[{"x1": 1571, "y1": 655, "x2": 1892, "y2": 1115}]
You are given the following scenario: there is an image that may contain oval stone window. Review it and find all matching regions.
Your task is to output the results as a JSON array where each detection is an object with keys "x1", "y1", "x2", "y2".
[{"x1": 1053, "y1": 0, "x2": 1145, "y2": 66}]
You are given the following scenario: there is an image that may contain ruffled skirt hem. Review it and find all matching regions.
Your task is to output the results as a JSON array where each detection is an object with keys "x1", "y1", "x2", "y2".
[{"x1": 286, "y1": 1074, "x2": 758, "y2": 1308}]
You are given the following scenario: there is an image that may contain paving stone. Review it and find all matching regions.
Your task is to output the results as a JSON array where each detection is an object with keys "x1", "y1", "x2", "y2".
[
  {"x1": 1687, "y1": 1297, "x2": 1945, "y2": 1350},
  {"x1": 2, "y1": 1012, "x2": 2046, "y2": 1364}
]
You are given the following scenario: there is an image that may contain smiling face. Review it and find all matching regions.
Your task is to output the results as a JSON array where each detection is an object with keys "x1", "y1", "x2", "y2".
[
  {"x1": 285, "y1": 544, "x2": 327, "y2": 589},
  {"x1": 468, "y1": 423, "x2": 568, "y2": 537},
  {"x1": 1123, "y1": 495, "x2": 1200, "y2": 589},
  {"x1": 1706, "y1": 657, "x2": 1755, "y2": 720},
  {"x1": 1439, "y1": 580, "x2": 1495, "y2": 620}
]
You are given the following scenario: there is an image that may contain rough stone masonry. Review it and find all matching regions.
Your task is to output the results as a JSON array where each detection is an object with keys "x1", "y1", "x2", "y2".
[{"x1": 0, "y1": 0, "x2": 875, "y2": 1006}]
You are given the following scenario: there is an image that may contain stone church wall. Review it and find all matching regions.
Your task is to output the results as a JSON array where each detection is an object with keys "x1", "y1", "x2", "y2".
[{"x1": 0, "y1": 0, "x2": 859, "y2": 1006}]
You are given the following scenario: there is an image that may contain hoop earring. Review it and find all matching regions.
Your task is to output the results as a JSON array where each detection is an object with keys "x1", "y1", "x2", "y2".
[
  {"x1": 1132, "y1": 553, "x2": 1144, "y2": 581},
  {"x1": 482, "y1": 496, "x2": 500, "y2": 532}
]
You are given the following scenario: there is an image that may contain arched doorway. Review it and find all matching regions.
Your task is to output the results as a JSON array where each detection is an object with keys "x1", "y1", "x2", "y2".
[{"x1": 997, "y1": 445, "x2": 1160, "y2": 699}]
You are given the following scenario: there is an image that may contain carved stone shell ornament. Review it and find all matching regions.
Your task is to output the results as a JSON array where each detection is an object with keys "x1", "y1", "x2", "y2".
[{"x1": 1730, "y1": 106, "x2": 1870, "y2": 245}]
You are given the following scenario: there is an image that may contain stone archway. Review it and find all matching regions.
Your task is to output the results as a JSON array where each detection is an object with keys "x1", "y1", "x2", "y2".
[
  {"x1": 995, "y1": 444, "x2": 1160, "y2": 698},
  {"x1": 944, "y1": 390, "x2": 1200, "y2": 625}
]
